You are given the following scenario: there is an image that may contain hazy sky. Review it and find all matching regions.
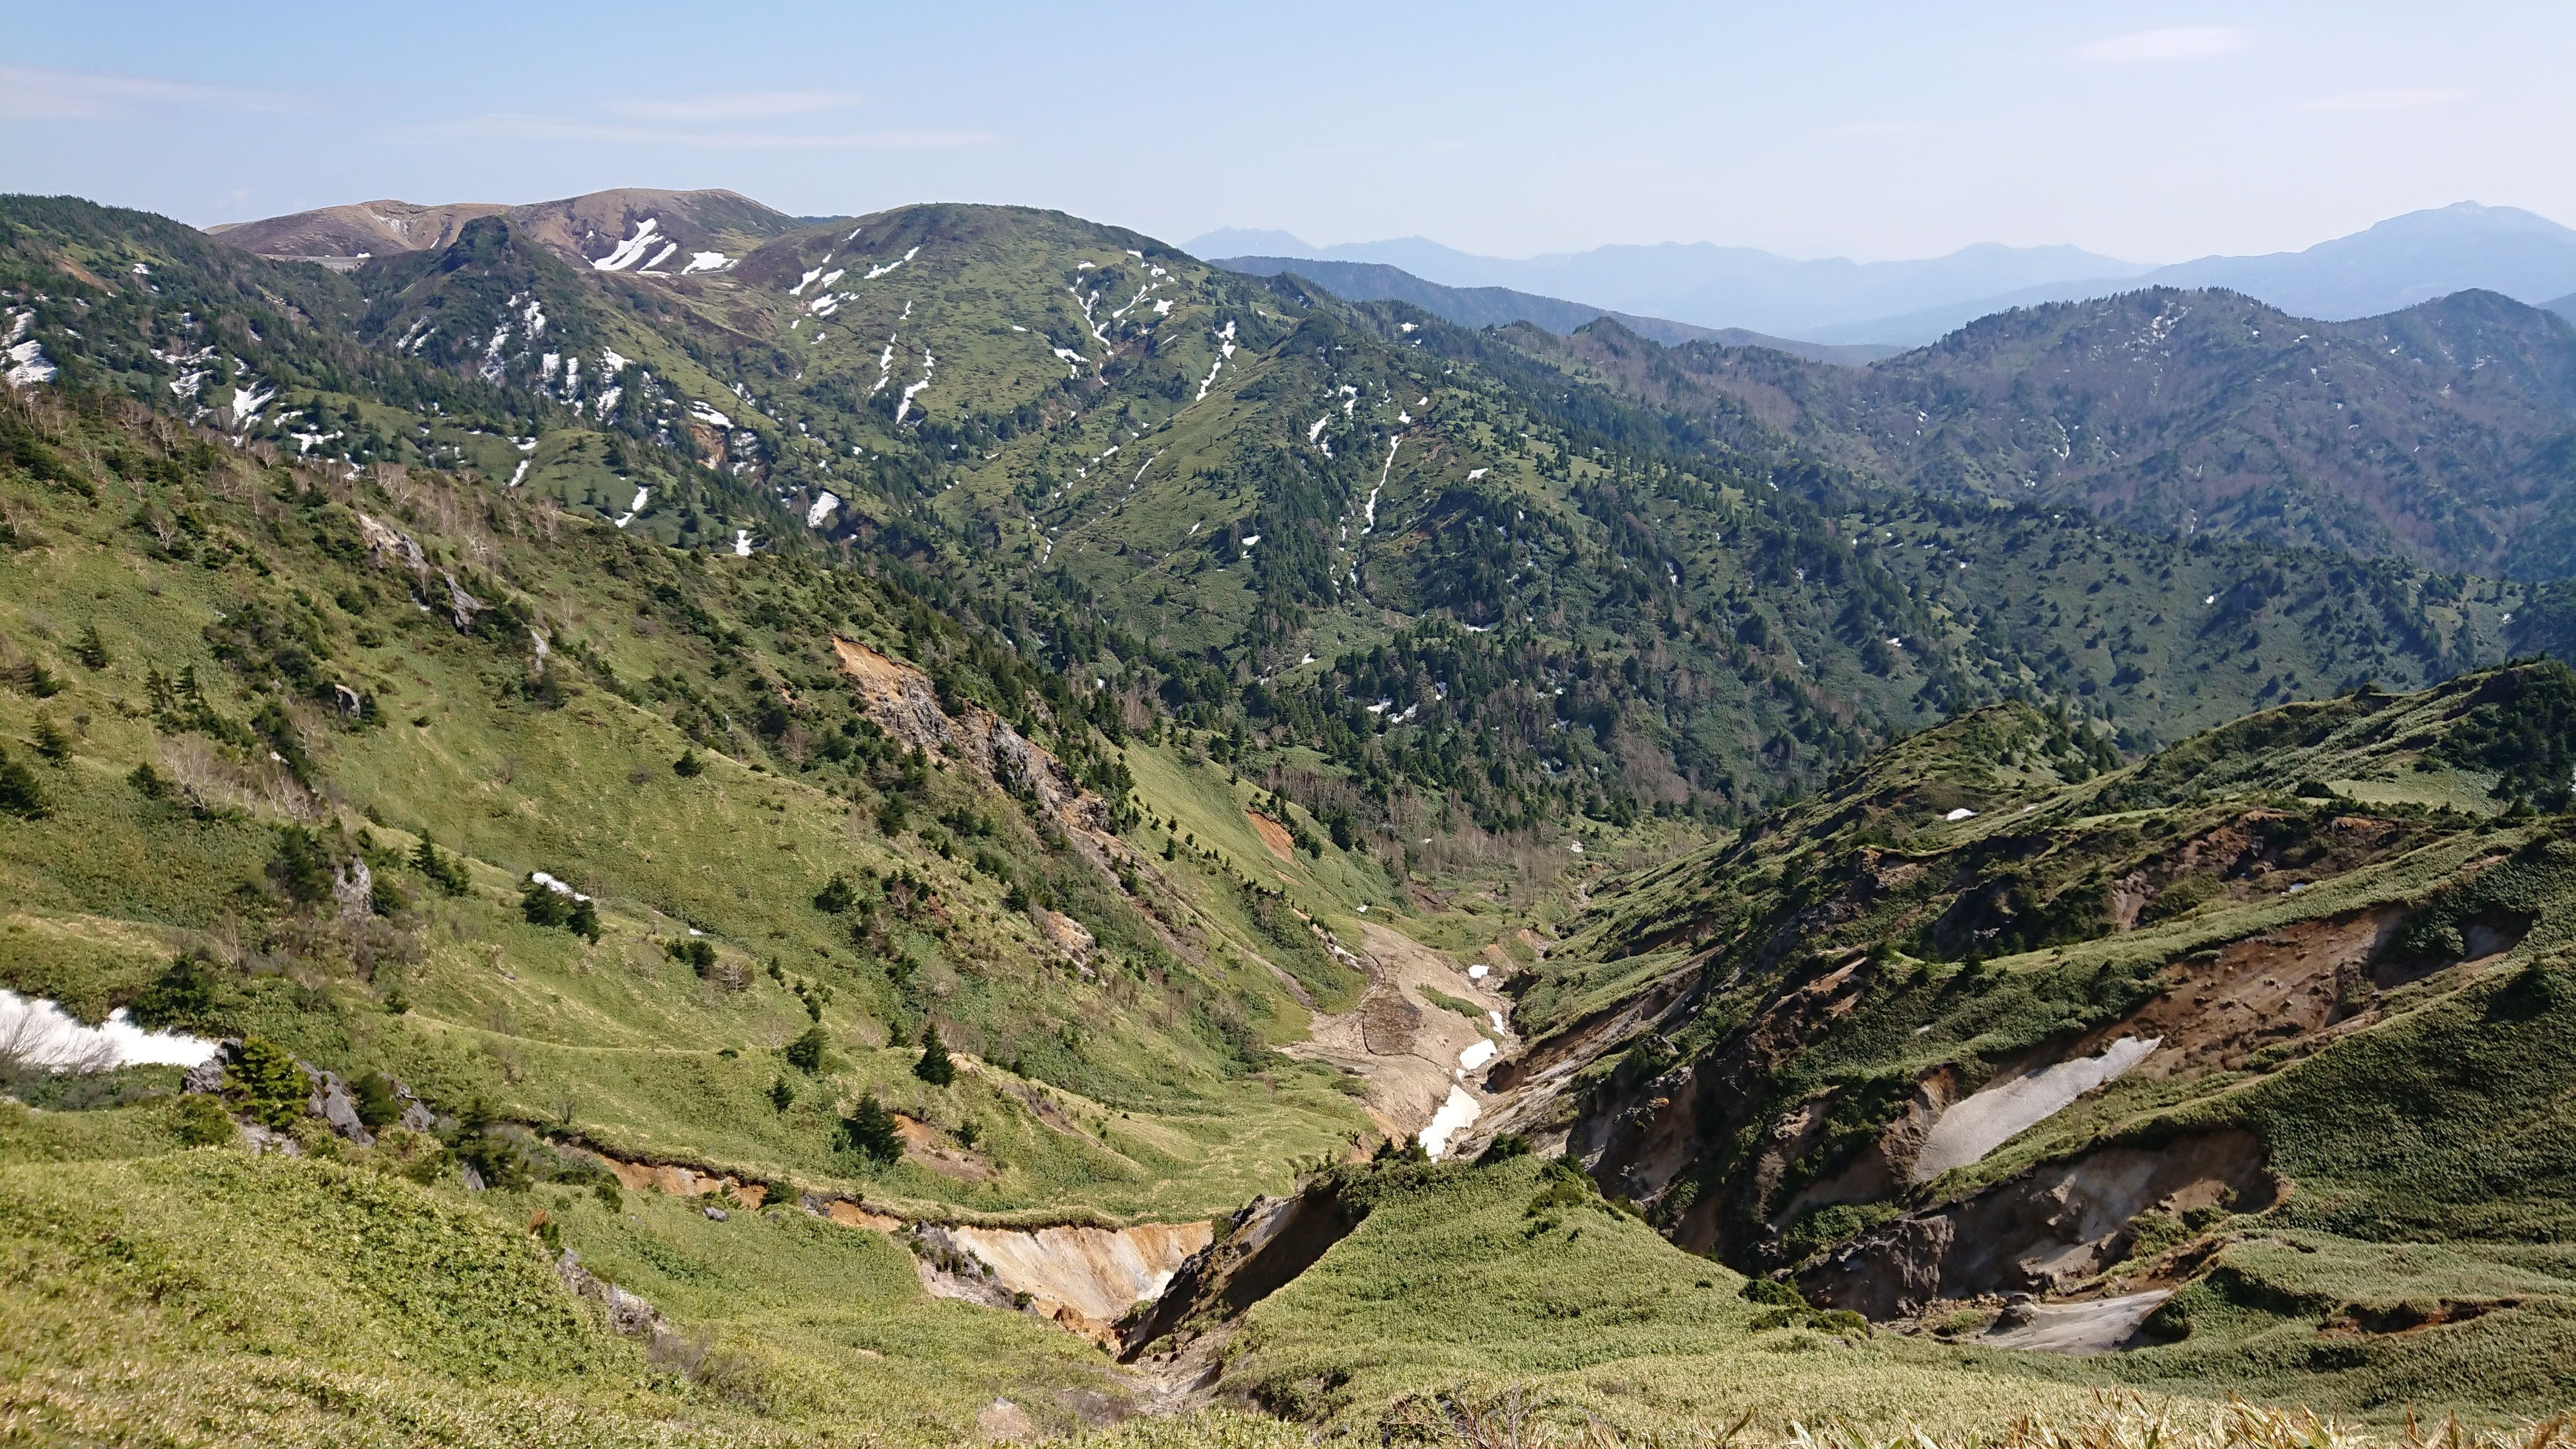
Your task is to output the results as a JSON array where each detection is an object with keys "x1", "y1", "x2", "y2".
[{"x1": 5, "y1": 1, "x2": 2569, "y2": 264}]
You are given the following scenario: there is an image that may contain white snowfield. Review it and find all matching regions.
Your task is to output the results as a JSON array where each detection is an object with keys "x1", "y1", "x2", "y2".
[
  {"x1": 1458, "y1": 1038, "x2": 1497, "y2": 1073},
  {"x1": 0, "y1": 989, "x2": 219, "y2": 1070},
  {"x1": 528, "y1": 871, "x2": 591, "y2": 902},
  {"x1": 592, "y1": 218, "x2": 662, "y2": 272},
  {"x1": 614, "y1": 487, "x2": 650, "y2": 528},
  {"x1": 229, "y1": 381, "x2": 275, "y2": 427},
  {"x1": 1910, "y1": 1036, "x2": 2162, "y2": 1183},
  {"x1": 679, "y1": 251, "x2": 730, "y2": 275},
  {"x1": 805, "y1": 491, "x2": 840, "y2": 528},
  {"x1": 1419, "y1": 1085, "x2": 1482, "y2": 1159},
  {"x1": 733, "y1": 529, "x2": 753, "y2": 557}
]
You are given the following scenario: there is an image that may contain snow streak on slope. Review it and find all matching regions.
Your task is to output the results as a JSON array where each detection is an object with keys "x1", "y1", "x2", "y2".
[
  {"x1": 1194, "y1": 320, "x2": 1236, "y2": 402},
  {"x1": 592, "y1": 218, "x2": 662, "y2": 272},
  {"x1": 895, "y1": 353, "x2": 935, "y2": 425}
]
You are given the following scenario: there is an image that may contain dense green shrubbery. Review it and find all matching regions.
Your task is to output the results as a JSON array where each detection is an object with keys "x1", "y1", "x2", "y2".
[
  {"x1": 223, "y1": 1037, "x2": 307, "y2": 1129},
  {"x1": 839, "y1": 1093, "x2": 902, "y2": 1162}
]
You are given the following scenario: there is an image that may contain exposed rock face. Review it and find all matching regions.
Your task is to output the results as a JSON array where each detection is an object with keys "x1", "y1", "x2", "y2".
[
  {"x1": 1120, "y1": 1180, "x2": 1370, "y2": 1361},
  {"x1": 1797, "y1": 1129, "x2": 2279, "y2": 1319},
  {"x1": 555, "y1": 1248, "x2": 664, "y2": 1337},
  {"x1": 306, "y1": 1067, "x2": 373, "y2": 1147},
  {"x1": 353, "y1": 511, "x2": 427, "y2": 571},
  {"x1": 592, "y1": 1154, "x2": 764, "y2": 1204},
  {"x1": 829, "y1": 637, "x2": 1107, "y2": 833},
  {"x1": 908, "y1": 1220, "x2": 1214, "y2": 1347},
  {"x1": 331, "y1": 859, "x2": 374, "y2": 921}
]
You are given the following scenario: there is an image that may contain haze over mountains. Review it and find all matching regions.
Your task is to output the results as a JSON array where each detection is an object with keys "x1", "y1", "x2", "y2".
[{"x1": 1191, "y1": 202, "x2": 2576, "y2": 346}]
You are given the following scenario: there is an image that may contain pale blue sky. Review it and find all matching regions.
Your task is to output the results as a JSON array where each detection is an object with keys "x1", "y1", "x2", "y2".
[{"x1": 4, "y1": 1, "x2": 2569, "y2": 263}]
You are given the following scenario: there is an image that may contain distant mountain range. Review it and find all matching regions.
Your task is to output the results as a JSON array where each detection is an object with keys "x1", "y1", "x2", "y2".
[
  {"x1": 1517, "y1": 287, "x2": 2576, "y2": 581},
  {"x1": 1205, "y1": 256, "x2": 1902, "y2": 366},
  {"x1": 204, "y1": 188, "x2": 809, "y2": 273},
  {"x1": 1189, "y1": 203, "x2": 2576, "y2": 346}
]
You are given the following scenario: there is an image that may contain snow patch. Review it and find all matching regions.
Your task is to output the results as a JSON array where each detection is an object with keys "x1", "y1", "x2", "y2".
[
  {"x1": 592, "y1": 217, "x2": 662, "y2": 272},
  {"x1": 0, "y1": 989, "x2": 220, "y2": 1070},
  {"x1": 863, "y1": 246, "x2": 918, "y2": 281},
  {"x1": 805, "y1": 491, "x2": 840, "y2": 528},
  {"x1": 1193, "y1": 319, "x2": 1236, "y2": 402},
  {"x1": 1418, "y1": 1086, "x2": 1481, "y2": 1160},
  {"x1": 1910, "y1": 1037, "x2": 2162, "y2": 1183},
  {"x1": 679, "y1": 251, "x2": 730, "y2": 275}
]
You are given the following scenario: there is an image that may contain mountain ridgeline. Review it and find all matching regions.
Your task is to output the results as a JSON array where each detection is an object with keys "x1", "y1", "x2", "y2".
[{"x1": 2, "y1": 185, "x2": 2575, "y2": 1446}]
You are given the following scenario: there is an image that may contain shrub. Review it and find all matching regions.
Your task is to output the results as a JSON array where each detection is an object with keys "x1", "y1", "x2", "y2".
[
  {"x1": 913, "y1": 1025, "x2": 956, "y2": 1086},
  {"x1": 1740, "y1": 1276, "x2": 1807, "y2": 1309},
  {"x1": 521, "y1": 876, "x2": 573, "y2": 927},
  {"x1": 594, "y1": 1180, "x2": 623, "y2": 1212},
  {"x1": 32, "y1": 719, "x2": 72, "y2": 762},
  {"x1": 268, "y1": 826, "x2": 338, "y2": 907},
  {"x1": 351, "y1": 1071, "x2": 403, "y2": 1131},
  {"x1": 167, "y1": 1092, "x2": 234, "y2": 1147},
  {"x1": 73, "y1": 625, "x2": 110, "y2": 670},
  {"x1": 127, "y1": 761, "x2": 170, "y2": 798},
  {"x1": 783, "y1": 1026, "x2": 827, "y2": 1075},
  {"x1": 840, "y1": 1093, "x2": 903, "y2": 1162},
  {"x1": 672, "y1": 749, "x2": 705, "y2": 777},
  {"x1": 666, "y1": 938, "x2": 718, "y2": 975},
  {"x1": 225, "y1": 1036, "x2": 308, "y2": 1129},
  {"x1": 129, "y1": 953, "x2": 223, "y2": 1034},
  {"x1": 768, "y1": 1075, "x2": 795, "y2": 1112},
  {"x1": 812, "y1": 872, "x2": 857, "y2": 914},
  {"x1": 1476, "y1": 1133, "x2": 1532, "y2": 1165},
  {"x1": 0, "y1": 746, "x2": 52, "y2": 819},
  {"x1": 566, "y1": 897, "x2": 600, "y2": 943},
  {"x1": 413, "y1": 834, "x2": 470, "y2": 895}
]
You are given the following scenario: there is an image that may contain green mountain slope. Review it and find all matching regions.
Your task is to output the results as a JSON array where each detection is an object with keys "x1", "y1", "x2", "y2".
[
  {"x1": 1472, "y1": 661, "x2": 2576, "y2": 1412},
  {"x1": 1518, "y1": 289, "x2": 2576, "y2": 581},
  {"x1": 5, "y1": 185, "x2": 2576, "y2": 1444}
]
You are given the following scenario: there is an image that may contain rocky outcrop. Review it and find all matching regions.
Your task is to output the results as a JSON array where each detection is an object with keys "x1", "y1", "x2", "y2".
[
  {"x1": 555, "y1": 1248, "x2": 665, "y2": 1337},
  {"x1": 830, "y1": 637, "x2": 1104, "y2": 831}
]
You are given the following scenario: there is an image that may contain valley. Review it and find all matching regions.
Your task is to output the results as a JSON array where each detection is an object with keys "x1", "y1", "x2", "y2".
[{"x1": 2, "y1": 183, "x2": 2573, "y2": 1446}]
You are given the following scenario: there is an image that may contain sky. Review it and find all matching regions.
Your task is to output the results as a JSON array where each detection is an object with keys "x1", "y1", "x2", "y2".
[{"x1": 3, "y1": 1, "x2": 2570, "y2": 265}]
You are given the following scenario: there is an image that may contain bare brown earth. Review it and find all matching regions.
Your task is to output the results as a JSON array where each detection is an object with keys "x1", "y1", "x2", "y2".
[
  {"x1": 1281, "y1": 921, "x2": 1517, "y2": 1146},
  {"x1": 1244, "y1": 812, "x2": 1297, "y2": 862}
]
